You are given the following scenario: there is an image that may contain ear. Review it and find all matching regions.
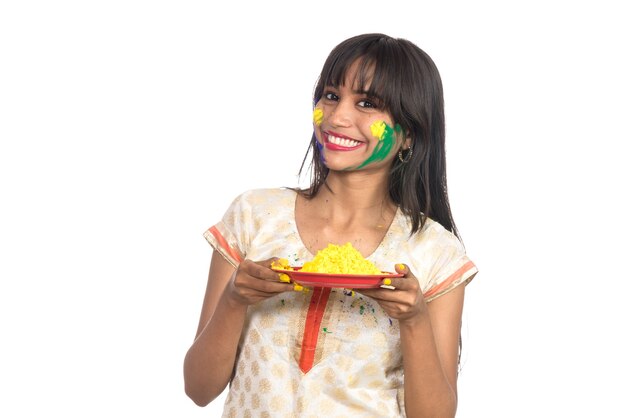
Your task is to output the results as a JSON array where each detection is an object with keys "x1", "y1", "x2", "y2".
[
  {"x1": 395, "y1": 124, "x2": 412, "y2": 150},
  {"x1": 400, "y1": 130, "x2": 412, "y2": 151},
  {"x1": 402, "y1": 135, "x2": 413, "y2": 150}
]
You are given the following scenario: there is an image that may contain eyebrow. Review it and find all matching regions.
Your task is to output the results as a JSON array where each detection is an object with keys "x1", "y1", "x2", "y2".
[
  {"x1": 325, "y1": 83, "x2": 379, "y2": 97},
  {"x1": 353, "y1": 88, "x2": 384, "y2": 102},
  {"x1": 323, "y1": 84, "x2": 385, "y2": 104}
]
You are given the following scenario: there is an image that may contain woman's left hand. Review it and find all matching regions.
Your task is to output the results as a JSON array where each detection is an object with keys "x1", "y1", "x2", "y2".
[{"x1": 358, "y1": 263, "x2": 427, "y2": 324}]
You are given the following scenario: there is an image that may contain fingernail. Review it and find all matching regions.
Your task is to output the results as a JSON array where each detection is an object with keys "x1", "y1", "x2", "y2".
[
  {"x1": 383, "y1": 278, "x2": 391, "y2": 286},
  {"x1": 396, "y1": 263, "x2": 406, "y2": 271},
  {"x1": 294, "y1": 284, "x2": 304, "y2": 292},
  {"x1": 279, "y1": 273, "x2": 291, "y2": 283}
]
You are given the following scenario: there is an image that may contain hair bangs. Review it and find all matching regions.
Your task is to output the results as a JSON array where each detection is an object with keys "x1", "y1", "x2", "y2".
[
  {"x1": 316, "y1": 36, "x2": 389, "y2": 102},
  {"x1": 315, "y1": 37, "x2": 408, "y2": 126}
]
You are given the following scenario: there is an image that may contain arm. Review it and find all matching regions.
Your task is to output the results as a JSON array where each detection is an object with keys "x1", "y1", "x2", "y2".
[
  {"x1": 183, "y1": 252, "x2": 242, "y2": 406},
  {"x1": 183, "y1": 252, "x2": 292, "y2": 406},
  {"x1": 399, "y1": 284, "x2": 464, "y2": 418},
  {"x1": 359, "y1": 264, "x2": 469, "y2": 418}
]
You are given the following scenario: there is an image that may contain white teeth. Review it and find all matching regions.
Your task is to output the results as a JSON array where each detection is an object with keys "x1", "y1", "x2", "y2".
[{"x1": 328, "y1": 134, "x2": 360, "y2": 147}]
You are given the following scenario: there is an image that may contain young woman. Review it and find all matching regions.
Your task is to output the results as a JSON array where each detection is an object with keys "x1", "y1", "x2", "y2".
[{"x1": 184, "y1": 33, "x2": 477, "y2": 417}]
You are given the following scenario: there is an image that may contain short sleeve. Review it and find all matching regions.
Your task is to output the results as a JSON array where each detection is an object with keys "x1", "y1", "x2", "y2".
[
  {"x1": 410, "y1": 221, "x2": 478, "y2": 303},
  {"x1": 203, "y1": 191, "x2": 253, "y2": 268}
]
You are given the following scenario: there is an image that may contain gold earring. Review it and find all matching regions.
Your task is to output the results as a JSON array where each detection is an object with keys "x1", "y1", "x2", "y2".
[{"x1": 398, "y1": 147, "x2": 413, "y2": 163}]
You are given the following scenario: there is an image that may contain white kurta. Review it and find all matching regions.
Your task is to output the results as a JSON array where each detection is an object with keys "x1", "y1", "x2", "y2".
[{"x1": 204, "y1": 188, "x2": 477, "y2": 417}]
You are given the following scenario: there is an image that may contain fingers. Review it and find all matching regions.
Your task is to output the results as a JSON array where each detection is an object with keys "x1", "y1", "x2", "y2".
[
  {"x1": 394, "y1": 262, "x2": 410, "y2": 276},
  {"x1": 241, "y1": 258, "x2": 282, "y2": 281},
  {"x1": 383, "y1": 263, "x2": 417, "y2": 290},
  {"x1": 359, "y1": 263, "x2": 419, "y2": 298},
  {"x1": 379, "y1": 278, "x2": 396, "y2": 290},
  {"x1": 233, "y1": 259, "x2": 290, "y2": 294},
  {"x1": 357, "y1": 263, "x2": 427, "y2": 321},
  {"x1": 251, "y1": 258, "x2": 308, "y2": 292}
]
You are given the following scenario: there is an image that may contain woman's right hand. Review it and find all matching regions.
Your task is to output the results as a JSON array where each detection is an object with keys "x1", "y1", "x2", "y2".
[
  {"x1": 185, "y1": 255, "x2": 294, "y2": 406},
  {"x1": 225, "y1": 258, "x2": 295, "y2": 307}
]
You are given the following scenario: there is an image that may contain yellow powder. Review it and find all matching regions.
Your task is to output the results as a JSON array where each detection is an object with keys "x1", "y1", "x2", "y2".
[
  {"x1": 313, "y1": 108, "x2": 324, "y2": 126},
  {"x1": 370, "y1": 120, "x2": 387, "y2": 140},
  {"x1": 271, "y1": 258, "x2": 293, "y2": 270},
  {"x1": 301, "y1": 243, "x2": 381, "y2": 274}
]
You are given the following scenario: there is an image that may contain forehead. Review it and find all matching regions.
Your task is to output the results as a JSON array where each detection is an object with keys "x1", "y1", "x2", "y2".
[{"x1": 326, "y1": 58, "x2": 376, "y2": 91}]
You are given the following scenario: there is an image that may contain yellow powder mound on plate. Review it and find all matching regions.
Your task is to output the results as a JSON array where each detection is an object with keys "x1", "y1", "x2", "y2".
[{"x1": 301, "y1": 242, "x2": 381, "y2": 274}]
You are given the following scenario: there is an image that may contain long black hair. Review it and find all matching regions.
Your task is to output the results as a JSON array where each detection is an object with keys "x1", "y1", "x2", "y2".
[{"x1": 298, "y1": 33, "x2": 458, "y2": 237}]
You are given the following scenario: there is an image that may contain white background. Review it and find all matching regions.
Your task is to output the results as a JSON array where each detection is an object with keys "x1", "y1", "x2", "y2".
[{"x1": 1, "y1": 1, "x2": 625, "y2": 417}]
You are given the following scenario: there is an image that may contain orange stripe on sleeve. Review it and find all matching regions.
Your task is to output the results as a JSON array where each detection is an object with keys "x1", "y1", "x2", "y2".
[
  {"x1": 208, "y1": 225, "x2": 243, "y2": 264},
  {"x1": 424, "y1": 260, "x2": 476, "y2": 300}
]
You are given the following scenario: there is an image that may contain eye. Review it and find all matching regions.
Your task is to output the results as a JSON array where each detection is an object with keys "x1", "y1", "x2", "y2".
[
  {"x1": 357, "y1": 98, "x2": 379, "y2": 109},
  {"x1": 324, "y1": 91, "x2": 339, "y2": 101}
]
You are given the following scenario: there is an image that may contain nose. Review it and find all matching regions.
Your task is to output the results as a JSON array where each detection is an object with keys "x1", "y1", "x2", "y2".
[{"x1": 327, "y1": 101, "x2": 352, "y2": 128}]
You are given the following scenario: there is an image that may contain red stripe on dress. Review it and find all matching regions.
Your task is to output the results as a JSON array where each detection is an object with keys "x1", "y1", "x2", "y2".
[
  {"x1": 424, "y1": 260, "x2": 476, "y2": 299},
  {"x1": 298, "y1": 287, "x2": 332, "y2": 373},
  {"x1": 208, "y1": 225, "x2": 243, "y2": 264}
]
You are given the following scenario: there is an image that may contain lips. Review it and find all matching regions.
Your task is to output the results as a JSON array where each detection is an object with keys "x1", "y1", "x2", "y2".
[{"x1": 323, "y1": 131, "x2": 365, "y2": 151}]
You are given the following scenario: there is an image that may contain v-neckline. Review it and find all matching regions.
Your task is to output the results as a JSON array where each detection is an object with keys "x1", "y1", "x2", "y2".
[{"x1": 290, "y1": 190, "x2": 399, "y2": 260}]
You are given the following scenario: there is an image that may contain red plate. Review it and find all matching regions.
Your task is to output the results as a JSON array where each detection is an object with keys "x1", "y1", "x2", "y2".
[{"x1": 273, "y1": 267, "x2": 404, "y2": 289}]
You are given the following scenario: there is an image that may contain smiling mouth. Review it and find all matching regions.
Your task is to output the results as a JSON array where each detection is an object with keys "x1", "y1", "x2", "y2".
[{"x1": 324, "y1": 131, "x2": 364, "y2": 151}]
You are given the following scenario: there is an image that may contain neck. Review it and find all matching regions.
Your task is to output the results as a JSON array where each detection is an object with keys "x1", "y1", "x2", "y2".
[{"x1": 315, "y1": 170, "x2": 395, "y2": 217}]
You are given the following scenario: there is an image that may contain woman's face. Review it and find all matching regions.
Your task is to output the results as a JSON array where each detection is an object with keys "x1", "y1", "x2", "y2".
[{"x1": 313, "y1": 62, "x2": 405, "y2": 172}]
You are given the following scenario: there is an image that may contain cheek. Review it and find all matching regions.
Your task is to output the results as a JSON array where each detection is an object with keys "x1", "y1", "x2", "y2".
[
  {"x1": 371, "y1": 130, "x2": 395, "y2": 160},
  {"x1": 313, "y1": 107, "x2": 325, "y2": 144},
  {"x1": 355, "y1": 121, "x2": 396, "y2": 169},
  {"x1": 313, "y1": 108, "x2": 324, "y2": 126},
  {"x1": 369, "y1": 120, "x2": 388, "y2": 141}
]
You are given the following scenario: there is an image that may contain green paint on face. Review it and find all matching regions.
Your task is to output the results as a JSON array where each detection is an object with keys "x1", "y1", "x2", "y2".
[{"x1": 354, "y1": 122, "x2": 403, "y2": 169}]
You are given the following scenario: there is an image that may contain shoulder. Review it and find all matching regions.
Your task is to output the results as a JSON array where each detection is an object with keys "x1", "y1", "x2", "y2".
[
  {"x1": 231, "y1": 187, "x2": 297, "y2": 206},
  {"x1": 395, "y1": 213, "x2": 464, "y2": 252},
  {"x1": 209, "y1": 188, "x2": 298, "y2": 260},
  {"x1": 398, "y1": 215, "x2": 472, "y2": 274},
  {"x1": 419, "y1": 217, "x2": 465, "y2": 250},
  {"x1": 222, "y1": 188, "x2": 297, "y2": 217}
]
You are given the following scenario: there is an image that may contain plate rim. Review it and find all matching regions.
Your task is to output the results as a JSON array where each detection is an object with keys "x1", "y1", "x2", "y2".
[{"x1": 272, "y1": 267, "x2": 404, "y2": 280}]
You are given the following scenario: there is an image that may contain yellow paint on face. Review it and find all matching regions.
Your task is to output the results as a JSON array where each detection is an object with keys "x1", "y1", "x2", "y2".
[
  {"x1": 355, "y1": 120, "x2": 396, "y2": 169},
  {"x1": 313, "y1": 108, "x2": 324, "y2": 126},
  {"x1": 370, "y1": 120, "x2": 387, "y2": 140}
]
